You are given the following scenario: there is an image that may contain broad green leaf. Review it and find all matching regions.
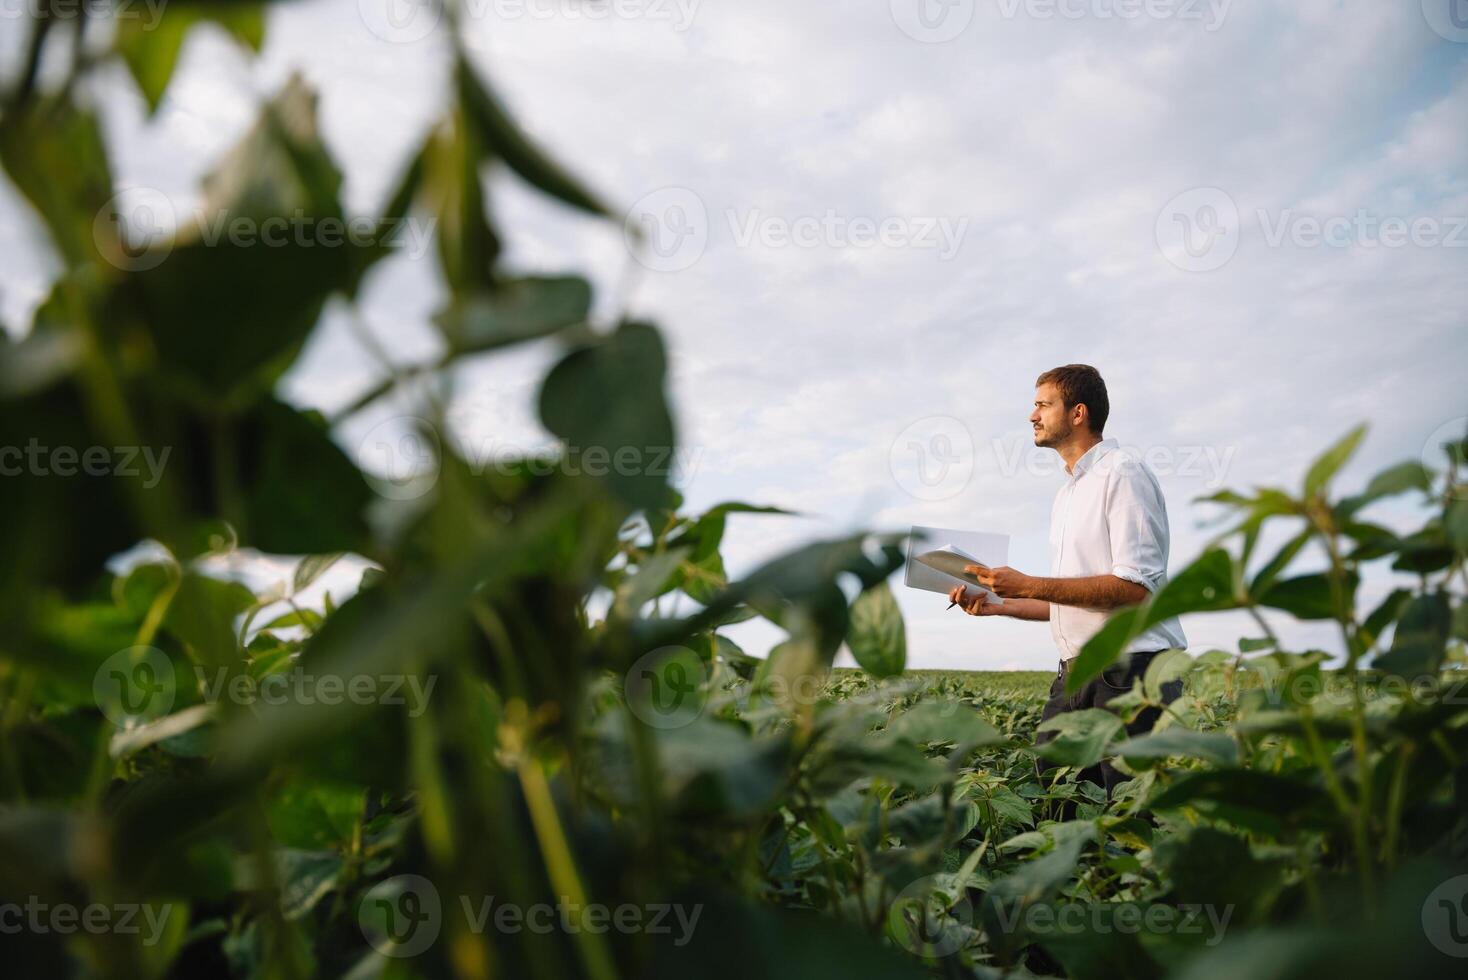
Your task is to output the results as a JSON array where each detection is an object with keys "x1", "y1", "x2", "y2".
[
  {"x1": 1152, "y1": 826, "x2": 1286, "y2": 925},
  {"x1": 846, "y1": 582, "x2": 906, "y2": 678},
  {"x1": 1336, "y1": 460, "x2": 1433, "y2": 518},
  {"x1": 1035, "y1": 708, "x2": 1124, "y2": 769},
  {"x1": 164, "y1": 573, "x2": 256, "y2": 667},
  {"x1": 437, "y1": 275, "x2": 592, "y2": 354},
  {"x1": 124, "y1": 76, "x2": 365, "y2": 400},
  {"x1": 1249, "y1": 528, "x2": 1311, "y2": 596},
  {"x1": 538, "y1": 321, "x2": 675, "y2": 510},
  {"x1": 1360, "y1": 588, "x2": 1412, "y2": 648},
  {"x1": 884, "y1": 701, "x2": 1004, "y2": 750},
  {"x1": 117, "y1": 6, "x2": 266, "y2": 115},
  {"x1": 1259, "y1": 571, "x2": 1357, "y2": 621},
  {"x1": 0, "y1": 95, "x2": 112, "y2": 268},
  {"x1": 1112, "y1": 728, "x2": 1239, "y2": 767},
  {"x1": 1303, "y1": 423, "x2": 1366, "y2": 497},
  {"x1": 1146, "y1": 769, "x2": 1334, "y2": 834},
  {"x1": 1374, "y1": 592, "x2": 1450, "y2": 679},
  {"x1": 1068, "y1": 549, "x2": 1234, "y2": 693},
  {"x1": 613, "y1": 546, "x2": 691, "y2": 618},
  {"x1": 456, "y1": 52, "x2": 610, "y2": 218},
  {"x1": 238, "y1": 401, "x2": 373, "y2": 555},
  {"x1": 293, "y1": 553, "x2": 344, "y2": 595}
]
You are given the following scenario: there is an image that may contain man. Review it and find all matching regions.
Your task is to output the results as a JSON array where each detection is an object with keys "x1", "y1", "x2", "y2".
[{"x1": 947, "y1": 364, "x2": 1185, "y2": 794}]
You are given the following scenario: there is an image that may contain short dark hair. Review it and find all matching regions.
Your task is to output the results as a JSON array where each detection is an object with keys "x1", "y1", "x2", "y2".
[{"x1": 1036, "y1": 364, "x2": 1109, "y2": 435}]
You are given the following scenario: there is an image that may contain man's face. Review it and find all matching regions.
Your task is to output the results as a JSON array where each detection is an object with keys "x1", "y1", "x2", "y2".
[{"x1": 1031, "y1": 383, "x2": 1072, "y2": 448}]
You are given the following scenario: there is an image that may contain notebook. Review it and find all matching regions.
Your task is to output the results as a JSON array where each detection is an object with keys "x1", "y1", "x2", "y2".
[{"x1": 904, "y1": 526, "x2": 1010, "y2": 605}]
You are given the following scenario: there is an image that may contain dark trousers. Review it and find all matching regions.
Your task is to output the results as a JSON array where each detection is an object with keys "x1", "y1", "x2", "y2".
[{"x1": 1035, "y1": 650, "x2": 1182, "y2": 796}]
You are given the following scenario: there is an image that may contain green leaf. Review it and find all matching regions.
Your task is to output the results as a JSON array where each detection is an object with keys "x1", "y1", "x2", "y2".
[
  {"x1": 1259, "y1": 571, "x2": 1357, "y2": 621},
  {"x1": 165, "y1": 573, "x2": 257, "y2": 667},
  {"x1": 436, "y1": 276, "x2": 592, "y2": 354},
  {"x1": 539, "y1": 321, "x2": 675, "y2": 510},
  {"x1": 1360, "y1": 588, "x2": 1412, "y2": 648},
  {"x1": 1249, "y1": 528, "x2": 1311, "y2": 596},
  {"x1": 884, "y1": 701, "x2": 1004, "y2": 750},
  {"x1": 0, "y1": 95, "x2": 112, "y2": 268},
  {"x1": 1035, "y1": 708, "x2": 1124, "y2": 769},
  {"x1": 1336, "y1": 460, "x2": 1433, "y2": 518},
  {"x1": 613, "y1": 546, "x2": 690, "y2": 618},
  {"x1": 1112, "y1": 728, "x2": 1239, "y2": 767},
  {"x1": 292, "y1": 553, "x2": 344, "y2": 595},
  {"x1": 1152, "y1": 826, "x2": 1286, "y2": 925},
  {"x1": 1068, "y1": 549, "x2": 1235, "y2": 693},
  {"x1": 1146, "y1": 769, "x2": 1335, "y2": 834},
  {"x1": 456, "y1": 53, "x2": 610, "y2": 218},
  {"x1": 117, "y1": 6, "x2": 266, "y2": 115},
  {"x1": 124, "y1": 76, "x2": 363, "y2": 400},
  {"x1": 1374, "y1": 592, "x2": 1451, "y2": 679},
  {"x1": 1304, "y1": 423, "x2": 1366, "y2": 497},
  {"x1": 238, "y1": 402, "x2": 373, "y2": 555},
  {"x1": 846, "y1": 582, "x2": 906, "y2": 678}
]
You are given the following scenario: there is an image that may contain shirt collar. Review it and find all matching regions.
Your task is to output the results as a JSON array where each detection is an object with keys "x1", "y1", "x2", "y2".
[{"x1": 1068, "y1": 438, "x2": 1118, "y2": 479}]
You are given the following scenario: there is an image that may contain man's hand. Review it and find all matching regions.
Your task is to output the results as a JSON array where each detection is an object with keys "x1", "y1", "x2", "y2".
[
  {"x1": 966, "y1": 564, "x2": 1034, "y2": 599},
  {"x1": 948, "y1": 584, "x2": 1005, "y2": 616}
]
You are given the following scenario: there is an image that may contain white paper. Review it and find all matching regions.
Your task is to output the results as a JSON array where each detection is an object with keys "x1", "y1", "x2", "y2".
[{"x1": 904, "y1": 526, "x2": 1010, "y2": 605}]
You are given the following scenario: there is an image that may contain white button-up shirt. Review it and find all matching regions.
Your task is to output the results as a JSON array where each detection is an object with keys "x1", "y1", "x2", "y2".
[{"x1": 1048, "y1": 438, "x2": 1187, "y2": 660}]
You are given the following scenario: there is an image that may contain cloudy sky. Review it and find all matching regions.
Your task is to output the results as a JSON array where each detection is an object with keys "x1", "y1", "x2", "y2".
[{"x1": 2, "y1": 0, "x2": 1466, "y2": 669}]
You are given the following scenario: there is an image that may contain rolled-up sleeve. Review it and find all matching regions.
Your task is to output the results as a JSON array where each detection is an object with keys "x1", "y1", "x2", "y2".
[{"x1": 1106, "y1": 466, "x2": 1170, "y2": 593}]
